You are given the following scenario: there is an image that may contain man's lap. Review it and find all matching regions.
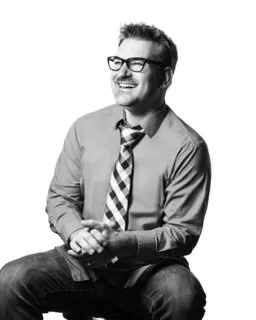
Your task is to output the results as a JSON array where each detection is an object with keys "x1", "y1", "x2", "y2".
[
  {"x1": 118, "y1": 264, "x2": 206, "y2": 319},
  {"x1": 0, "y1": 249, "x2": 100, "y2": 314},
  {"x1": 0, "y1": 250, "x2": 206, "y2": 319}
]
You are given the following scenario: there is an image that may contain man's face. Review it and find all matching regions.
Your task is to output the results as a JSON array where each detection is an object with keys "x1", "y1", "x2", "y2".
[{"x1": 110, "y1": 38, "x2": 164, "y2": 111}]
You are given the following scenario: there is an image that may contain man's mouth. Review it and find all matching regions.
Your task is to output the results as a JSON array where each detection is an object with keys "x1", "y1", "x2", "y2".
[{"x1": 116, "y1": 82, "x2": 137, "y2": 89}]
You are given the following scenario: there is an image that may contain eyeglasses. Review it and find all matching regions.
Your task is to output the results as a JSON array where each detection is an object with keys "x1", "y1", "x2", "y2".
[{"x1": 107, "y1": 56, "x2": 167, "y2": 72}]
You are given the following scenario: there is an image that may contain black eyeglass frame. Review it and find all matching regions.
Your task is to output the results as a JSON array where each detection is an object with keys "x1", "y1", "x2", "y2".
[{"x1": 107, "y1": 56, "x2": 168, "y2": 72}]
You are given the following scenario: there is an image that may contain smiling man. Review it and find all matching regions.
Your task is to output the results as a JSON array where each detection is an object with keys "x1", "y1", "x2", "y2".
[
  {"x1": 109, "y1": 38, "x2": 168, "y2": 113},
  {"x1": 0, "y1": 23, "x2": 211, "y2": 320}
]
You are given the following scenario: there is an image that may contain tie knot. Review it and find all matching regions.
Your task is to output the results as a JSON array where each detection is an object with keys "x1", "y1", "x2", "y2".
[{"x1": 119, "y1": 123, "x2": 145, "y2": 149}]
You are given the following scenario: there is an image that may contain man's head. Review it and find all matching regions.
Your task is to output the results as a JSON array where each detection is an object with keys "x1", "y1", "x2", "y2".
[
  {"x1": 118, "y1": 23, "x2": 178, "y2": 74},
  {"x1": 108, "y1": 23, "x2": 178, "y2": 113}
]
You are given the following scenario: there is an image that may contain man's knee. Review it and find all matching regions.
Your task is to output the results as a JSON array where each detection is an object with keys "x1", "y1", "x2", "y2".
[
  {"x1": 0, "y1": 258, "x2": 33, "y2": 296},
  {"x1": 132, "y1": 264, "x2": 206, "y2": 319},
  {"x1": 153, "y1": 265, "x2": 206, "y2": 319},
  {"x1": 0, "y1": 252, "x2": 52, "y2": 299}
]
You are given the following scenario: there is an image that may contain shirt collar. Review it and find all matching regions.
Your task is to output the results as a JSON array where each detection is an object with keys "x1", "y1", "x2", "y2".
[{"x1": 113, "y1": 103, "x2": 169, "y2": 138}]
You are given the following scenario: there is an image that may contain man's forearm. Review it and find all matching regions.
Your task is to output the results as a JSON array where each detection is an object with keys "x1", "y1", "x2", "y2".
[
  {"x1": 107, "y1": 230, "x2": 158, "y2": 262},
  {"x1": 107, "y1": 231, "x2": 138, "y2": 258},
  {"x1": 108, "y1": 226, "x2": 196, "y2": 264},
  {"x1": 46, "y1": 192, "x2": 84, "y2": 243}
]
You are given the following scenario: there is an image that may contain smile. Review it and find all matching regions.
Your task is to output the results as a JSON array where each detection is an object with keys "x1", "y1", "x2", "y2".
[{"x1": 117, "y1": 82, "x2": 137, "y2": 89}]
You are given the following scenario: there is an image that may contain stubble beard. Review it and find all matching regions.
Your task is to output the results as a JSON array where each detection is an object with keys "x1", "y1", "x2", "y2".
[{"x1": 114, "y1": 92, "x2": 138, "y2": 108}]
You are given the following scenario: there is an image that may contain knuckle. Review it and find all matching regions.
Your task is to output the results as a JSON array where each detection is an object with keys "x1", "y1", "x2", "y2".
[
  {"x1": 93, "y1": 230, "x2": 104, "y2": 242},
  {"x1": 82, "y1": 232, "x2": 91, "y2": 242},
  {"x1": 90, "y1": 229, "x2": 98, "y2": 237},
  {"x1": 79, "y1": 239, "x2": 89, "y2": 248}
]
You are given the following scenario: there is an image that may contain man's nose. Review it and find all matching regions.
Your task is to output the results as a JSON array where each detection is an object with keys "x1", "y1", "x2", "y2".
[{"x1": 117, "y1": 62, "x2": 131, "y2": 77}]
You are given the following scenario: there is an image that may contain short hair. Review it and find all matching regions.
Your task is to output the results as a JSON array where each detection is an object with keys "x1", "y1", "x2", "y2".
[{"x1": 118, "y1": 22, "x2": 178, "y2": 73}]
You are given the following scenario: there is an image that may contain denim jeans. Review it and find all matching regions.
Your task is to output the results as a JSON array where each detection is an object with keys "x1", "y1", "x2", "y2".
[{"x1": 0, "y1": 249, "x2": 206, "y2": 320}]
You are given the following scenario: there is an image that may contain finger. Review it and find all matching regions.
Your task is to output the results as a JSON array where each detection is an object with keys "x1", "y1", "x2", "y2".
[
  {"x1": 83, "y1": 220, "x2": 112, "y2": 232},
  {"x1": 67, "y1": 249, "x2": 81, "y2": 257},
  {"x1": 82, "y1": 232, "x2": 104, "y2": 253},
  {"x1": 89, "y1": 229, "x2": 108, "y2": 247},
  {"x1": 82, "y1": 220, "x2": 103, "y2": 230},
  {"x1": 107, "y1": 221, "x2": 116, "y2": 229},
  {"x1": 101, "y1": 224, "x2": 116, "y2": 238},
  {"x1": 77, "y1": 238, "x2": 96, "y2": 255},
  {"x1": 69, "y1": 241, "x2": 82, "y2": 254},
  {"x1": 101, "y1": 227, "x2": 111, "y2": 238}
]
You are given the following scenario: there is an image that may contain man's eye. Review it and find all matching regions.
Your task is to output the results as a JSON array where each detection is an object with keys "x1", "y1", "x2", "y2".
[
  {"x1": 131, "y1": 60, "x2": 144, "y2": 67},
  {"x1": 113, "y1": 59, "x2": 122, "y2": 65}
]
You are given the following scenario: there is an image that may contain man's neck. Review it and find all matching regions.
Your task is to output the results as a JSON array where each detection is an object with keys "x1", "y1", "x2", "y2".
[{"x1": 123, "y1": 101, "x2": 165, "y2": 128}]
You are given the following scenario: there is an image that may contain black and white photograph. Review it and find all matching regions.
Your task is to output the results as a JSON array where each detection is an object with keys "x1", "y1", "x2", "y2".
[{"x1": 0, "y1": 1, "x2": 255, "y2": 319}]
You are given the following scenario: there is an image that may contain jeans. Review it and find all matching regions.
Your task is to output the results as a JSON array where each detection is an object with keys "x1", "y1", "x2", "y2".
[{"x1": 0, "y1": 249, "x2": 206, "y2": 320}]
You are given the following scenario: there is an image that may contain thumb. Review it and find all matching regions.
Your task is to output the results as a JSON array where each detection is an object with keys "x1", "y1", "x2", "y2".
[
  {"x1": 81, "y1": 219, "x2": 101, "y2": 229},
  {"x1": 107, "y1": 221, "x2": 116, "y2": 229}
]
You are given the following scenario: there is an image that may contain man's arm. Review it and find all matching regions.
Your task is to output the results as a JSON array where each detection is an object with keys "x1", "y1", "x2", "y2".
[
  {"x1": 46, "y1": 122, "x2": 84, "y2": 243},
  {"x1": 134, "y1": 141, "x2": 211, "y2": 262},
  {"x1": 46, "y1": 120, "x2": 136, "y2": 260}
]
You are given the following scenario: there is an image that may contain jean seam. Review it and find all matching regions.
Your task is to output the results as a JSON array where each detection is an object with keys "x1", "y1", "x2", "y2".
[{"x1": 137, "y1": 292, "x2": 156, "y2": 318}]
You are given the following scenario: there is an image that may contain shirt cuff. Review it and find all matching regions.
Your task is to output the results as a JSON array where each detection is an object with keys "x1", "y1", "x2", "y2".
[
  {"x1": 60, "y1": 220, "x2": 84, "y2": 243},
  {"x1": 136, "y1": 230, "x2": 157, "y2": 261}
]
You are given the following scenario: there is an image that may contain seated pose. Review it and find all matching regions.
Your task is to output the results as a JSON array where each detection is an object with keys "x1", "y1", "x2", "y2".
[{"x1": 0, "y1": 22, "x2": 211, "y2": 320}]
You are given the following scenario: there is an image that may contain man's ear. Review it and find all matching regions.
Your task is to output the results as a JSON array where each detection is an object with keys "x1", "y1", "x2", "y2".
[{"x1": 160, "y1": 67, "x2": 173, "y2": 89}]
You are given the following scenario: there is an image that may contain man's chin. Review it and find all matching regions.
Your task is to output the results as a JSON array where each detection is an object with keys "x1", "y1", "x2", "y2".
[{"x1": 115, "y1": 97, "x2": 136, "y2": 107}]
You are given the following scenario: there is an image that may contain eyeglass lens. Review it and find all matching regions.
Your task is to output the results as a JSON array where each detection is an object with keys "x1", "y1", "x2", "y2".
[{"x1": 108, "y1": 57, "x2": 145, "y2": 72}]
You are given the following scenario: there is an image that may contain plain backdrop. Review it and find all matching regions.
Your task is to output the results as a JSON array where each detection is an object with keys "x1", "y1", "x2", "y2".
[{"x1": 0, "y1": 1, "x2": 255, "y2": 319}]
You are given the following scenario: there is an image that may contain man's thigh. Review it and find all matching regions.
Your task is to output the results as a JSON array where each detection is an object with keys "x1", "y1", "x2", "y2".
[
  {"x1": 0, "y1": 249, "x2": 99, "y2": 315},
  {"x1": 118, "y1": 264, "x2": 206, "y2": 320}
]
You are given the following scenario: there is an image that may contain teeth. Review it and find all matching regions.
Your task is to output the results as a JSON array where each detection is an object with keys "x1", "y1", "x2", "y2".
[{"x1": 118, "y1": 83, "x2": 136, "y2": 88}]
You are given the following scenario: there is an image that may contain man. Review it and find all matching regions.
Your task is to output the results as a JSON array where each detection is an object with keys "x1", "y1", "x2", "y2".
[{"x1": 0, "y1": 23, "x2": 211, "y2": 320}]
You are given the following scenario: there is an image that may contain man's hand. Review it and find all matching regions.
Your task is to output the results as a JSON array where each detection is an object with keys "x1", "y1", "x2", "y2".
[
  {"x1": 67, "y1": 220, "x2": 119, "y2": 268},
  {"x1": 67, "y1": 219, "x2": 137, "y2": 266},
  {"x1": 81, "y1": 220, "x2": 117, "y2": 239},
  {"x1": 68, "y1": 227, "x2": 108, "y2": 257}
]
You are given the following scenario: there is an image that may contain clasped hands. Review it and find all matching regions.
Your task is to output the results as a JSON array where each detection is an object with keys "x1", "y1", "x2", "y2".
[{"x1": 67, "y1": 220, "x2": 118, "y2": 268}]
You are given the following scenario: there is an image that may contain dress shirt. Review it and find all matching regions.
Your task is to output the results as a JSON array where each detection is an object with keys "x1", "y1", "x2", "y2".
[{"x1": 46, "y1": 103, "x2": 211, "y2": 288}]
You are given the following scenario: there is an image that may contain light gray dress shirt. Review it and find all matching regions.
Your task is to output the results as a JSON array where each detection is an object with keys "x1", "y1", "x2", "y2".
[{"x1": 46, "y1": 103, "x2": 211, "y2": 288}]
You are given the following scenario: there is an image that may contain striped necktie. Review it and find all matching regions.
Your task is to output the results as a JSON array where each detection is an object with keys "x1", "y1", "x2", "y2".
[{"x1": 103, "y1": 121, "x2": 146, "y2": 231}]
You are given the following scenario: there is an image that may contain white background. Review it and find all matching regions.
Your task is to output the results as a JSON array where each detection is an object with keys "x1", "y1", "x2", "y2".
[{"x1": 0, "y1": 1, "x2": 255, "y2": 319}]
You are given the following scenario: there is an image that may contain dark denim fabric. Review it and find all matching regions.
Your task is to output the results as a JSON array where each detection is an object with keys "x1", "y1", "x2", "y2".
[
  {"x1": 0, "y1": 249, "x2": 206, "y2": 320},
  {"x1": 119, "y1": 264, "x2": 206, "y2": 320}
]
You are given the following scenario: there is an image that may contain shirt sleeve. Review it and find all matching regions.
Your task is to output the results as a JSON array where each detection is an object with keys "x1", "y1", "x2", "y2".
[
  {"x1": 45, "y1": 122, "x2": 84, "y2": 243},
  {"x1": 133, "y1": 141, "x2": 211, "y2": 262}
]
